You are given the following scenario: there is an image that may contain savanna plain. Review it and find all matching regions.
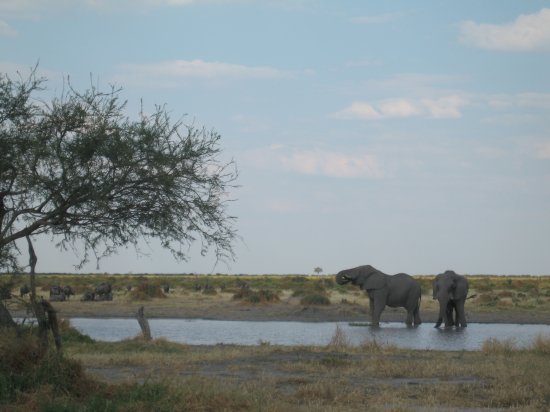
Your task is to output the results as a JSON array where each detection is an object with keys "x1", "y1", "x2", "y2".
[{"x1": 2, "y1": 274, "x2": 550, "y2": 411}]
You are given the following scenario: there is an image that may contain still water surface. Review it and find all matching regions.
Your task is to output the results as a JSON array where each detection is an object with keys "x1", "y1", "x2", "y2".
[{"x1": 69, "y1": 318, "x2": 550, "y2": 351}]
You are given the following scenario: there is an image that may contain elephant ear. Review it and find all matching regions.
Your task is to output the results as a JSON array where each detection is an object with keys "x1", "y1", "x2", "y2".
[
  {"x1": 432, "y1": 275, "x2": 441, "y2": 298},
  {"x1": 358, "y1": 271, "x2": 387, "y2": 290}
]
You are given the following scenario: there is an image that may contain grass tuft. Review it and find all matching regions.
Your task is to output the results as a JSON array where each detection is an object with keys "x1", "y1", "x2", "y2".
[
  {"x1": 532, "y1": 334, "x2": 550, "y2": 353},
  {"x1": 327, "y1": 324, "x2": 350, "y2": 348},
  {"x1": 481, "y1": 337, "x2": 517, "y2": 354}
]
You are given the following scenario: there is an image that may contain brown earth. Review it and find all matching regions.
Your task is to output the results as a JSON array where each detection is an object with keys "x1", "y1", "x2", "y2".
[{"x1": 13, "y1": 293, "x2": 548, "y2": 324}]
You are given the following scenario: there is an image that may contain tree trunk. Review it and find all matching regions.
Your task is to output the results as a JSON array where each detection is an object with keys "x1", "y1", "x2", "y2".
[
  {"x1": 137, "y1": 306, "x2": 152, "y2": 341},
  {"x1": 42, "y1": 300, "x2": 62, "y2": 350},
  {"x1": 0, "y1": 300, "x2": 16, "y2": 329},
  {"x1": 26, "y1": 236, "x2": 62, "y2": 352}
]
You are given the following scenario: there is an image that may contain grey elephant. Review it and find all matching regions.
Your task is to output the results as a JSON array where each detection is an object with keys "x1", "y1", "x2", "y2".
[
  {"x1": 335, "y1": 265, "x2": 422, "y2": 327},
  {"x1": 432, "y1": 270, "x2": 469, "y2": 328}
]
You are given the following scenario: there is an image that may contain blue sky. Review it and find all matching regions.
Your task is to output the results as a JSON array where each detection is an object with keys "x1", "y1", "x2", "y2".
[{"x1": 1, "y1": 1, "x2": 549, "y2": 275}]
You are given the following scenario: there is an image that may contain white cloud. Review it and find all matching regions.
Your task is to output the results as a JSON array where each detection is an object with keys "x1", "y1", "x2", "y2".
[
  {"x1": 0, "y1": 20, "x2": 17, "y2": 37},
  {"x1": 420, "y1": 95, "x2": 468, "y2": 119},
  {"x1": 333, "y1": 95, "x2": 468, "y2": 121},
  {"x1": 120, "y1": 60, "x2": 286, "y2": 79},
  {"x1": 533, "y1": 140, "x2": 550, "y2": 159},
  {"x1": 281, "y1": 149, "x2": 383, "y2": 178},
  {"x1": 459, "y1": 8, "x2": 550, "y2": 51},
  {"x1": 331, "y1": 102, "x2": 382, "y2": 120},
  {"x1": 378, "y1": 98, "x2": 421, "y2": 118},
  {"x1": 242, "y1": 146, "x2": 383, "y2": 178}
]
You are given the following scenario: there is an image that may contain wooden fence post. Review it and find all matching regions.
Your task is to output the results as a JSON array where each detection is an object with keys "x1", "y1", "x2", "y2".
[{"x1": 137, "y1": 306, "x2": 152, "y2": 341}]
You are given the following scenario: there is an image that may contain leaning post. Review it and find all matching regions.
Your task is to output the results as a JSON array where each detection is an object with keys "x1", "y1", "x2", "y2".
[{"x1": 137, "y1": 306, "x2": 152, "y2": 341}]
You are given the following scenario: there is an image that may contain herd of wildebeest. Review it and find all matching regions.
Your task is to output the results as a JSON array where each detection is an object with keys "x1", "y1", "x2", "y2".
[{"x1": 18, "y1": 282, "x2": 114, "y2": 302}]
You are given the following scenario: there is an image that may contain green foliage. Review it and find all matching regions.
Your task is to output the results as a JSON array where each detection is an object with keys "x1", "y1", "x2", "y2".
[
  {"x1": 59, "y1": 319, "x2": 95, "y2": 344},
  {"x1": 0, "y1": 330, "x2": 91, "y2": 404},
  {"x1": 0, "y1": 68, "x2": 238, "y2": 273}
]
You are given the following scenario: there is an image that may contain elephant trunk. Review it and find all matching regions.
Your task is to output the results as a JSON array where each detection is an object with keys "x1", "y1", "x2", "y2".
[{"x1": 335, "y1": 271, "x2": 351, "y2": 285}]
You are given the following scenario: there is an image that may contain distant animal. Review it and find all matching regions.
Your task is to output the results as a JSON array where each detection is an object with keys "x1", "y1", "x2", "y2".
[
  {"x1": 20, "y1": 284, "x2": 31, "y2": 298},
  {"x1": 95, "y1": 282, "x2": 112, "y2": 295},
  {"x1": 62, "y1": 285, "x2": 74, "y2": 299},
  {"x1": 50, "y1": 293, "x2": 66, "y2": 302},
  {"x1": 94, "y1": 283, "x2": 112, "y2": 301},
  {"x1": 50, "y1": 285, "x2": 64, "y2": 298},
  {"x1": 162, "y1": 284, "x2": 170, "y2": 293},
  {"x1": 433, "y1": 270, "x2": 469, "y2": 328},
  {"x1": 335, "y1": 265, "x2": 422, "y2": 327},
  {"x1": 81, "y1": 291, "x2": 95, "y2": 301}
]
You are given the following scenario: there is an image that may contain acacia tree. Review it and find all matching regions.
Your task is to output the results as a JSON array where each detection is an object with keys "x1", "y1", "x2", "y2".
[{"x1": 0, "y1": 69, "x2": 238, "y2": 333}]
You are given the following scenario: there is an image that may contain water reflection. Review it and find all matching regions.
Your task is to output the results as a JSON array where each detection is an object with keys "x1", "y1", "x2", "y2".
[{"x1": 67, "y1": 318, "x2": 550, "y2": 351}]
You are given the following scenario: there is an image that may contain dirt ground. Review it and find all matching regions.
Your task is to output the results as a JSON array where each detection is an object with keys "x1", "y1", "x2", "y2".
[{"x1": 37, "y1": 294, "x2": 550, "y2": 325}]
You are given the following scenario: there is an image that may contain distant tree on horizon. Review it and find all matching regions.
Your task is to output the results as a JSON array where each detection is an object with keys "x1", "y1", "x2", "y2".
[{"x1": 314, "y1": 267, "x2": 323, "y2": 275}]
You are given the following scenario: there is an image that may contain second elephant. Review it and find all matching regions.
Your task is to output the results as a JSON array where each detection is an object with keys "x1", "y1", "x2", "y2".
[
  {"x1": 432, "y1": 270, "x2": 469, "y2": 328},
  {"x1": 335, "y1": 265, "x2": 422, "y2": 327}
]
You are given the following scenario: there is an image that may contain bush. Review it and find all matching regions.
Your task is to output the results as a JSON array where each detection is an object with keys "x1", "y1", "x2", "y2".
[
  {"x1": 232, "y1": 289, "x2": 279, "y2": 304},
  {"x1": 0, "y1": 329, "x2": 93, "y2": 404},
  {"x1": 476, "y1": 293, "x2": 496, "y2": 305},
  {"x1": 300, "y1": 293, "x2": 331, "y2": 306},
  {"x1": 59, "y1": 319, "x2": 95, "y2": 344},
  {"x1": 128, "y1": 281, "x2": 167, "y2": 301},
  {"x1": 202, "y1": 284, "x2": 218, "y2": 295}
]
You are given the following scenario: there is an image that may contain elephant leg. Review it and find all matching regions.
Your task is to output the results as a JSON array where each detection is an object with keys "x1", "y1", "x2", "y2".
[
  {"x1": 444, "y1": 301, "x2": 455, "y2": 327},
  {"x1": 405, "y1": 310, "x2": 413, "y2": 326},
  {"x1": 369, "y1": 298, "x2": 374, "y2": 322},
  {"x1": 435, "y1": 300, "x2": 445, "y2": 328},
  {"x1": 413, "y1": 302, "x2": 421, "y2": 326},
  {"x1": 456, "y1": 299, "x2": 467, "y2": 327},
  {"x1": 371, "y1": 300, "x2": 384, "y2": 327}
]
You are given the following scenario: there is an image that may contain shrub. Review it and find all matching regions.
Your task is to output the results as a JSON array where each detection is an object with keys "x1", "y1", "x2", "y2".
[
  {"x1": 300, "y1": 293, "x2": 331, "y2": 306},
  {"x1": 0, "y1": 330, "x2": 93, "y2": 404},
  {"x1": 58, "y1": 319, "x2": 95, "y2": 344},
  {"x1": 202, "y1": 284, "x2": 217, "y2": 295},
  {"x1": 476, "y1": 293, "x2": 496, "y2": 305},
  {"x1": 128, "y1": 281, "x2": 166, "y2": 301},
  {"x1": 232, "y1": 289, "x2": 279, "y2": 304}
]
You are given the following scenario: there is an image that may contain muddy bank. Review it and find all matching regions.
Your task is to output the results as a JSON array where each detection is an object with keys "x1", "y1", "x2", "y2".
[{"x1": 17, "y1": 298, "x2": 548, "y2": 325}]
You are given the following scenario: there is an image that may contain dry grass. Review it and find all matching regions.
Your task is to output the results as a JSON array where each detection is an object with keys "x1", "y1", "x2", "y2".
[
  {"x1": 3, "y1": 324, "x2": 550, "y2": 411},
  {"x1": 56, "y1": 333, "x2": 550, "y2": 411}
]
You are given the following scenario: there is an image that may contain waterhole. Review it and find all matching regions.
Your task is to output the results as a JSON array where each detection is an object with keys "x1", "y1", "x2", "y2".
[{"x1": 68, "y1": 318, "x2": 550, "y2": 351}]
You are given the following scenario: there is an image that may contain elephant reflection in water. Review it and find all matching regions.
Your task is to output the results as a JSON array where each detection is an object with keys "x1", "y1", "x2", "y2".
[
  {"x1": 432, "y1": 270, "x2": 469, "y2": 328},
  {"x1": 335, "y1": 265, "x2": 422, "y2": 327}
]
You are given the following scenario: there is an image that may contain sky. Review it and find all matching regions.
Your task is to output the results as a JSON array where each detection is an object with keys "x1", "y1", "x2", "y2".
[{"x1": 1, "y1": 1, "x2": 549, "y2": 276}]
